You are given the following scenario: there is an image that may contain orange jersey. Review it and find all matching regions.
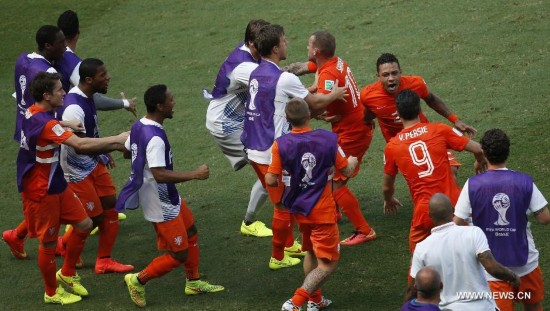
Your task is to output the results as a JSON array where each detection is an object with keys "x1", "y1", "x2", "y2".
[
  {"x1": 384, "y1": 123, "x2": 468, "y2": 207},
  {"x1": 268, "y1": 128, "x2": 348, "y2": 224},
  {"x1": 22, "y1": 105, "x2": 73, "y2": 201},
  {"x1": 361, "y1": 76, "x2": 430, "y2": 142}
]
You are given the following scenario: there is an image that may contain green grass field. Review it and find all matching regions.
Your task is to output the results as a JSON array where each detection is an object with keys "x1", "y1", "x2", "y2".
[{"x1": 1, "y1": 1, "x2": 549, "y2": 310}]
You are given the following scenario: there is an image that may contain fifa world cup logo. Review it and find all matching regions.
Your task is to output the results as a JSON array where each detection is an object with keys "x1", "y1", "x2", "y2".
[
  {"x1": 492, "y1": 193, "x2": 510, "y2": 226},
  {"x1": 248, "y1": 79, "x2": 258, "y2": 111},
  {"x1": 301, "y1": 152, "x2": 316, "y2": 186}
]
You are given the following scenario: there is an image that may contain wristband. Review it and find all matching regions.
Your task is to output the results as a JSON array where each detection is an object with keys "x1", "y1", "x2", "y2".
[
  {"x1": 123, "y1": 99, "x2": 130, "y2": 108},
  {"x1": 447, "y1": 113, "x2": 459, "y2": 123}
]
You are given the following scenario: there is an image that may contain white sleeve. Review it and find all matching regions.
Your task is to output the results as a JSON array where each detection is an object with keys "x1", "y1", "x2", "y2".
[
  {"x1": 278, "y1": 72, "x2": 309, "y2": 99},
  {"x1": 233, "y1": 62, "x2": 258, "y2": 86},
  {"x1": 69, "y1": 62, "x2": 81, "y2": 88},
  {"x1": 454, "y1": 180, "x2": 472, "y2": 220},
  {"x1": 46, "y1": 67, "x2": 58, "y2": 74},
  {"x1": 528, "y1": 183, "x2": 548, "y2": 214},
  {"x1": 146, "y1": 136, "x2": 166, "y2": 168},
  {"x1": 61, "y1": 105, "x2": 86, "y2": 133},
  {"x1": 472, "y1": 226, "x2": 491, "y2": 256},
  {"x1": 124, "y1": 135, "x2": 130, "y2": 151},
  {"x1": 409, "y1": 249, "x2": 423, "y2": 278}
]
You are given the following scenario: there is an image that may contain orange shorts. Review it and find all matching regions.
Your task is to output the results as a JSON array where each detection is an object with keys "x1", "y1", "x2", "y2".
[
  {"x1": 447, "y1": 150, "x2": 461, "y2": 167},
  {"x1": 250, "y1": 161, "x2": 284, "y2": 204},
  {"x1": 23, "y1": 188, "x2": 88, "y2": 243},
  {"x1": 153, "y1": 200, "x2": 195, "y2": 252},
  {"x1": 489, "y1": 266, "x2": 544, "y2": 310},
  {"x1": 298, "y1": 222, "x2": 340, "y2": 261},
  {"x1": 334, "y1": 133, "x2": 373, "y2": 181},
  {"x1": 68, "y1": 163, "x2": 116, "y2": 218},
  {"x1": 409, "y1": 203, "x2": 434, "y2": 253}
]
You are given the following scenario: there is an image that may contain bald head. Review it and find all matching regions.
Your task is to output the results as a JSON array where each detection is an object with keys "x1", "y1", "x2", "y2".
[
  {"x1": 285, "y1": 98, "x2": 310, "y2": 127},
  {"x1": 429, "y1": 193, "x2": 454, "y2": 224},
  {"x1": 415, "y1": 266, "x2": 442, "y2": 300}
]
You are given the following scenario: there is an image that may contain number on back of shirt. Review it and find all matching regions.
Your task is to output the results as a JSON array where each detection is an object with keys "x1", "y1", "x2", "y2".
[{"x1": 408, "y1": 141, "x2": 434, "y2": 178}]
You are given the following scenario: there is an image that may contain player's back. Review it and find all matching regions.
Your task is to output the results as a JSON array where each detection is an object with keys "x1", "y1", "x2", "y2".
[{"x1": 385, "y1": 122, "x2": 461, "y2": 206}]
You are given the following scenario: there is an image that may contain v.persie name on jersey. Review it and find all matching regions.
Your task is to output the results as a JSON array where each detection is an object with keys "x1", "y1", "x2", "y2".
[{"x1": 398, "y1": 126, "x2": 428, "y2": 141}]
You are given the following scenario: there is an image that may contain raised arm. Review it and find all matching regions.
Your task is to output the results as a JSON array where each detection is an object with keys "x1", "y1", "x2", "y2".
[
  {"x1": 93, "y1": 92, "x2": 137, "y2": 117},
  {"x1": 462, "y1": 140, "x2": 487, "y2": 174},
  {"x1": 63, "y1": 131, "x2": 128, "y2": 155},
  {"x1": 424, "y1": 92, "x2": 476, "y2": 137}
]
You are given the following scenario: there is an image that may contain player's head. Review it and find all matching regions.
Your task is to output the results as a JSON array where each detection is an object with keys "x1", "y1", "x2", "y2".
[
  {"x1": 245, "y1": 19, "x2": 270, "y2": 60},
  {"x1": 415, "y1": 266, "x2": 443, "y2": 301},
  {"x1": 308, "y1": 31, "x2": 335, "y2": 61},
  {"x1": 428, "y1": 193, "x2": 454, "y2": 225},
  {"x1": 36, "y1": 25, "x2": 66, "y2": 61},
  {"x1": 376, "y1": 53, "x2": 402, "y2": 94},
  {"x1": 285, "y1": 98, "x2": 310, "y2": 127},
  {"x1": 481, "y1": 128, "x2": 510, "y2": 165},
  {"x1": 57, "y1": 10, "x2": 80, "y2": 40},
  {"x1": 144, "y1": 84, "x2": 175, "y2": 119},
  {"x1": 254, "y1": 24, "x2": 287, "y2": 60},
  {"x1": 79, "y1": 58, "x2": 110, "y2": 94},
  {"x1": 30, "y1": 72, "x2": 65, "y2": 107},
  {"x1": 395, "y1": 89, "x2": 420, "y2": 121}
]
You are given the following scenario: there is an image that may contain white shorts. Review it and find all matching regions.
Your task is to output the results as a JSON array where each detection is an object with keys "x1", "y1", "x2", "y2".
[{"x1": 209, "y1": 130, "x2": 247, "y2": 171}]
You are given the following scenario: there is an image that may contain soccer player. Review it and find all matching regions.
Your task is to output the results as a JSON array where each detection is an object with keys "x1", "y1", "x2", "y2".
[
  {"x1": 3, "y1": 24, "x2": 67, "y2": 260},
  {"x1": 265, "y1": 98, "x2": 358, "y2": 311},
  {"x1": 401, "y1": 267, "x2": 442, "y2": 311},
  {"x1": 454, "y1": 128, "x2": 549, "y2": 311},
  {"x1": 205, "y1": 19, "x2": 273, "y2": 238},
  {"x1": 301, "y1": 31, "x2": 376, "y2": 246},
  {"x1": 57, "y1": 58, "x2": 134, "y2": 273},
  {"x1": 408, "y1": 193, "x2": 520, "y2": 310},
  {"x1": 16, "y1": 72, "x2": 128, "y2": 304},
  {"x1": 241, "y1": 24, "x2": 346, "y2": 270},
  {"x1": 117, "y1": 84, "x2": 224, "y2": 308},
  {"x1": 382, "y1": 90, "x2": 486, "y2": 252}
]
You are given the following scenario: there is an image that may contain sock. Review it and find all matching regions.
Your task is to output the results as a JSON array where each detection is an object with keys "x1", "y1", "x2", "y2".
[
  {"x1": 184, "y1": 235, "x2": 200, "y2": 280},
  {"x1": 38, "y1": 245, "x2": 57, "y2": 297},
  {"x1": 97, "y1": 209, "x2": 119, "y2": 258},
  {"x1": 291, "y1": 287, "x2": 310, "y2": 307},
  {"x1": 285, "y1": 216, "x2": 295, "y2": 248},
  {"x1": 61, "y1": 225, "x2": 73, "y2": 245},
  {"x1": 61, "y1": 228, "x2": 89, "y2": 276},
  {"x1": 244, "y1": 179, "x2": 268, "y2": 223},
  {"x1": 333, "y1": 186, "x2": 371, "y2": 233},
  {"x1": 15, "y1": 220, "x2": 28, "y2": 239},
  {"x1": 138, "y1": 253, "x2": 182, "y2": 284},
  {"x1": 309, "y1": 289, "x2": 322, "y2": 303},
  {"x1": 271, "y1": 208, "x2": 292, "y2": 260}
]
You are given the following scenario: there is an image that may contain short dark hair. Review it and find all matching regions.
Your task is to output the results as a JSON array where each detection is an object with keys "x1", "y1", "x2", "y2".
[
  {"x1": 285, "y1": 98, "x2": 309, "y2": 127},
  {"x1": 311, "y1": 31, "x2": 335, "y2": 57},
  {"x1": 376, "y1": 53, "x2": 400, "y2": 73},
  {"x1": 79, "y1": 58, "x2": 104, "y2": 83},
  {"x1": 57, "y1": 10, "x2": 80, "y2": 40},
  {"x1": 254, "y1": 24, "x2": 284, "y2": 57},
  {"x1": 244, "y1": 19, "x2": 269, "y2": 43},
  {"x1": 36, "y1": 25, "x2": 62, "y2": 51},
  {"x1": 30, "y1": 72, "x2": 61, "y2": 102},
  {"x1": 481, "y1": 128, "x2": 510, "y2": 164},
  {"x1": 395, "y1": 89, "x2": 420, "y2": 120},
  {"x1": 144, "y1": 84, "x2": 168, "y2": 113}
]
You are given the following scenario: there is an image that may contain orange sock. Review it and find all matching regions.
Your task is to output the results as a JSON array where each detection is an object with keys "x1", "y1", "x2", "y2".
[
  {"x1": 184, "y1": 235, "x2": 200, "y2": 280},
  {"x1": 285, "y1": 216, "x2": 296, "y2": 248},
  {"x1": 138, "y1": 253, "x2": 182, "y2": 284},
  {"x1": 38, "y1": 245, "x2": 57, "y2": 296},
  {"x1": 61, "y1": 225, "x2": 73, "y2": 245},
  {"x1": 62, "y1": 228, "x2": 89, "y2": 276},
  {"x1": 291, "y1": 287, "x2": 310, "y2": 307},
  {"x1": 333, "y1": 186, "x2": 371, "y2": 233},
  {"x1": 97, "y1": 209, "x2": 119, "y2": 258},
  {"x1": 15, "y1": 219, "x2": 28, "y2": 239},
  {"x1": 309, "y1": 289, "x2": 322, "y2": 303},
  {"x1": 272, "y1": 208, "x2": 292, "y2": 260}
]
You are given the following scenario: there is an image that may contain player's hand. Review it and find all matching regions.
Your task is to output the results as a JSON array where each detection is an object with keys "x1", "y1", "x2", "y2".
[
  {"x1": 194, "y1": 164, "x2": 210, "y2": 180},
  {"x1": 63, "y1": 120, "x2": 85, "y2": 132},
  {"x1": 121, "y1": 92, "x2": 138, "y2": 118},
  {"x1": 474, "y1": 158, "x2": 488, "y2": 174},
  {"x1": 330, "y1": 79, "x2": 348, "y2": 101},
  {"x1": 509, "y1": 273, "x2": 521, "y2": 289},
  {"x1": 384, "y1": 197, "x2": 402, "y2": 215},
  {"x1": 114, "y1": 131, "x2": 130, "y2": 145},
  {"x1": 100, "y1": 153, "x2": 116, "y2": 169},
  {"x1": 454, "y1": 120, "x2": 476, "y2": 138},
  {"x1": 347, "y1": 156, "x2": 358, "y2": 168},
  {"x1": 324, "y1": 114, "x2": 342, "y2": 123}
]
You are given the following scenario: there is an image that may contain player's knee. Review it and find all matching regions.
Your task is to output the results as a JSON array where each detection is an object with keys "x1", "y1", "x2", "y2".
[
  {"x1": 170, "y1": 249, "x2": 188, "y2": 263},
  {"x1": 74, "y1": 217, "x2": 93, "y2": 232},
  {"x1": 187, "y1": 224, "x2": 197, "y2": 238}
]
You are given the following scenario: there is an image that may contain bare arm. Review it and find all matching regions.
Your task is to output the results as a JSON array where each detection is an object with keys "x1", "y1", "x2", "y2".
[
  {"x1": 304, "y1": 82, "x2": 347, "y2": 111},
  {"x1": 265, "y1": 172, "x2": 279, "y2": 187},
  {"x1": 282, "y1": 62, "x2": 311, "y2": 76},
  {"x1": 404, "y1": 278, "x2": 417, "y2": 302},
  {"x1": 63, "y1": 131, "x2": 129, "y2": 155},
  {"x1": 463, "y1": 140, "x2": 487, "y2": 174},
  {"x1": 339, "y1": 156, "x2": 358, "y2": 178},
  {"x1": 477, "y1": 250, "x2": 520, "y2": 287},
  {"x1": 533, "y1": 206, "x2": 550, "y2": 225},
  {"x1": 59, "y1": 120, "x2": 84, "y2": 132},
  {"x1": 424, "y1": 92, "x2": 476, "y2": 137},
  {"x1": 150, "y1": 164, "x2": 209, "y2": 184},
  {"x1": 453, "y1": 216, "x2": 469, "y2": 226},
  {"x1": 382, "y1": 173, "x2": 402, "y2": 215}
]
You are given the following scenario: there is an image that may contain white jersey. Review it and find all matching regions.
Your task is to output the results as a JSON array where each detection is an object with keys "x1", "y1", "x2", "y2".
[
  {"x1": 411, "y1": 222, "x2": 498, "y2": 310},
  {"x1": 454, "y1": 168, "x2": 548, "y2": 280},
  {"x1": 247, "y1": 60, "x2": 310, "y2": 165},
  {"x1": 125, "y1": 118, "x2": 181, "y2": 223},
  {"x1": 206, "y1": 45, "x2": 258, "y2": 136}
]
